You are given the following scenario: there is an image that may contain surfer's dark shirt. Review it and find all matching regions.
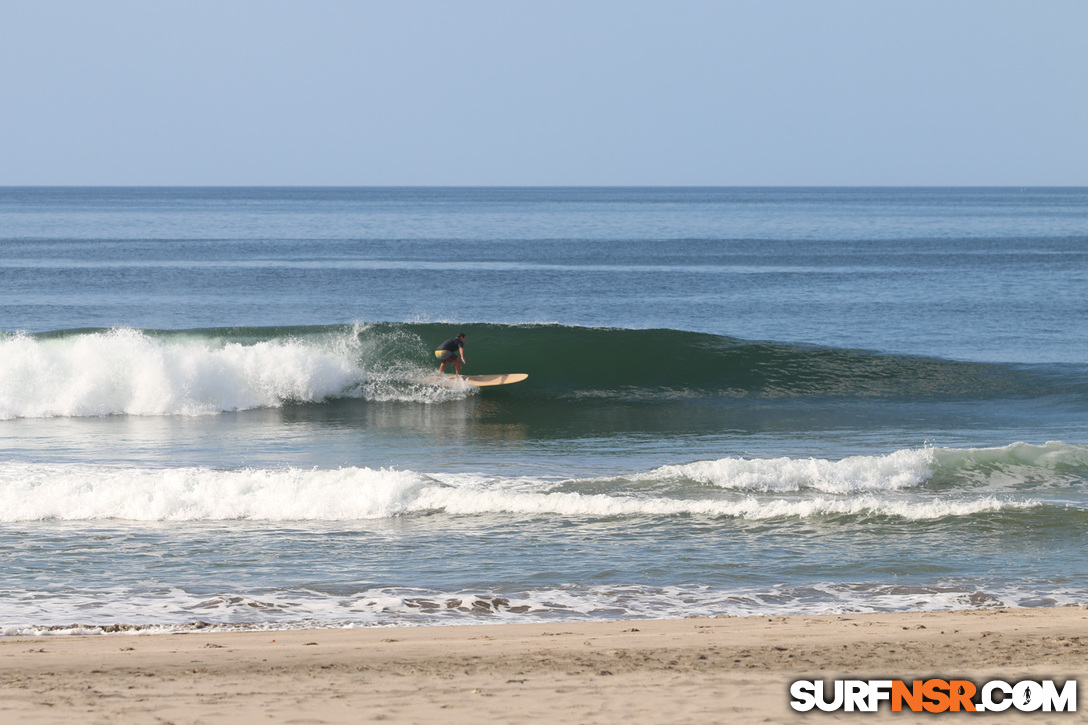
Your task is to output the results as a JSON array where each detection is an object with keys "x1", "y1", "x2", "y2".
[{"x1": 438, "y1": 337, "x2": 464, "y2": 353}]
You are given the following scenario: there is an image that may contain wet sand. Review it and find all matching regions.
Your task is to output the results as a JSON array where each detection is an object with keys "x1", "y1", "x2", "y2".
[{"x1": 1, "y1": 607, "x2": 1085, "y2": 724}]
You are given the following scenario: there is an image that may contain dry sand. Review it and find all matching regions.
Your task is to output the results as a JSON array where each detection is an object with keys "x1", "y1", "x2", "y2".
[{"x1": 1, "y1": 607, "x2": 1085, "y2": 724}]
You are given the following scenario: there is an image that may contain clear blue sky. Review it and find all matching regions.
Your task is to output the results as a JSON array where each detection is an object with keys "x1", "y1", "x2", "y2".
[{"x1": 1, "y1": 0, "x2": 1085, "y2": 186}]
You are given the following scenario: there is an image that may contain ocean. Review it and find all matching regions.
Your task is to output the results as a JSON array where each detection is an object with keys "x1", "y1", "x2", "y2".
[{"x1": 1, "y1": 186, "x2": 1086, "y2": 634}]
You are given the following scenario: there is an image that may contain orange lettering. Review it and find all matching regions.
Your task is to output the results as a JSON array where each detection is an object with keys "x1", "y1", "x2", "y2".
[
  {"x1": 892, "y1": 680, "x2": 924, "y2": 712},
  {"x1": 948, "y1": 680, "x2": 977, "y2": 711},
  {"x1": 922, "y1": 679, "x2": 950, "y2": 713}
]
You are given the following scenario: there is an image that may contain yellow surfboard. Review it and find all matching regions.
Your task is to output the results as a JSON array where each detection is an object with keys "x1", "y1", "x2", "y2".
[
  {"x1": 460, "y1": 373, "x2": 528, "y2": 387},
  {"x1": 420, "y1": 373, "x2": 528, "y2": 387}
]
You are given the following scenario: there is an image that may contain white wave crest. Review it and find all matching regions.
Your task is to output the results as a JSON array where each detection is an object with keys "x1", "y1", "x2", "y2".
[
  {"x1": 0, "y1": 463, "x2": 431, "y2": 521},
  {"x1": 0, "y1": 461, "x2": 1038, "y2": 523},
  {"x1": 0, "y1": 328, "x2": 477, "y2": 419},
  {"x1": 646, "y1": 448, "x2": 937, "y2": 493},
  {"x1": 0, "y1": 329, "x2": 367, "y2": 419},
  {"x1": 415, "y1": 484, "x2": 1030, "y2": 520}
]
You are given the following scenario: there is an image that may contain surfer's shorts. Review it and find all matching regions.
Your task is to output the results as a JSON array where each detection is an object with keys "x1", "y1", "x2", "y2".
[{"x1": 434, "y1": 350, "x2": 457, "y2": 361}]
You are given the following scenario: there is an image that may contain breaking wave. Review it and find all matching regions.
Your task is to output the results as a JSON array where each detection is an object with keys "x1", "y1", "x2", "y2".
[
  {"x1": 2, "y1": 323, "x2": 1085, "y2": 419},
  {"x1": 2, "y1": 442, "x2": 1083, "y2": 523}
]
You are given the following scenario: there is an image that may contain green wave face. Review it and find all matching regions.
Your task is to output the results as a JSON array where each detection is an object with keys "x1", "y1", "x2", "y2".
[{"x1": 364, "y1": 322, "x2": 1079, "y2": 402}]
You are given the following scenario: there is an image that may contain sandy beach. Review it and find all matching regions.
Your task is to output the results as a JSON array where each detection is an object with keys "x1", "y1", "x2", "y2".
[{"x1": 1, "y1": 607, "x2": 1085, "y2": 724}]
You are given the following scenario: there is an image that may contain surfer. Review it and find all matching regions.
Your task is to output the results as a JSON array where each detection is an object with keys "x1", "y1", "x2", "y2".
[{"x1": 434, "y1": 332, "x2": 466, "y2": 375}]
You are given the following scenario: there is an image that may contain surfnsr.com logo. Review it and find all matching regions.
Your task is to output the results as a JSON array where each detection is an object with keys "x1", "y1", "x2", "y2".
[{"x1": 790, "y1": 678, "x2": 1077, "y2": 713}]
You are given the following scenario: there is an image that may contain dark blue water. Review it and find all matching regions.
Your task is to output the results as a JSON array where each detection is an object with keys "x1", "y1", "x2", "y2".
[
  {"x1": 1, "y1": 187, "x2": 1086, "y2": 634},
  {"x1": 3, "y1": 187, "x2": 1086, "y2": 361}
]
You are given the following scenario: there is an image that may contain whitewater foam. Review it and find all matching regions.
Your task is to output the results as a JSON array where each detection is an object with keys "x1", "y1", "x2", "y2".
[
  {"x1": 0, "y1": 453, "x2": 1047, "y2": 523},
  {"x1": 5, "y1": 579, "x2": 1081, "y2": 636},
  {"x1": 0, "y1": 463, "x2": 433, "y2": 521},
  {"x1": 0, "y1": 327, "x2": 479, "y2": 419},
  {"x1": 0, "y1": 329, "x2": 363, "y2": 418},
  {"x1": 646, "y1": 448, "x2": 937, "y2": 493},
  {"x1": 417, "y1": 485, "x2": 1031, "y2": 520}
]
